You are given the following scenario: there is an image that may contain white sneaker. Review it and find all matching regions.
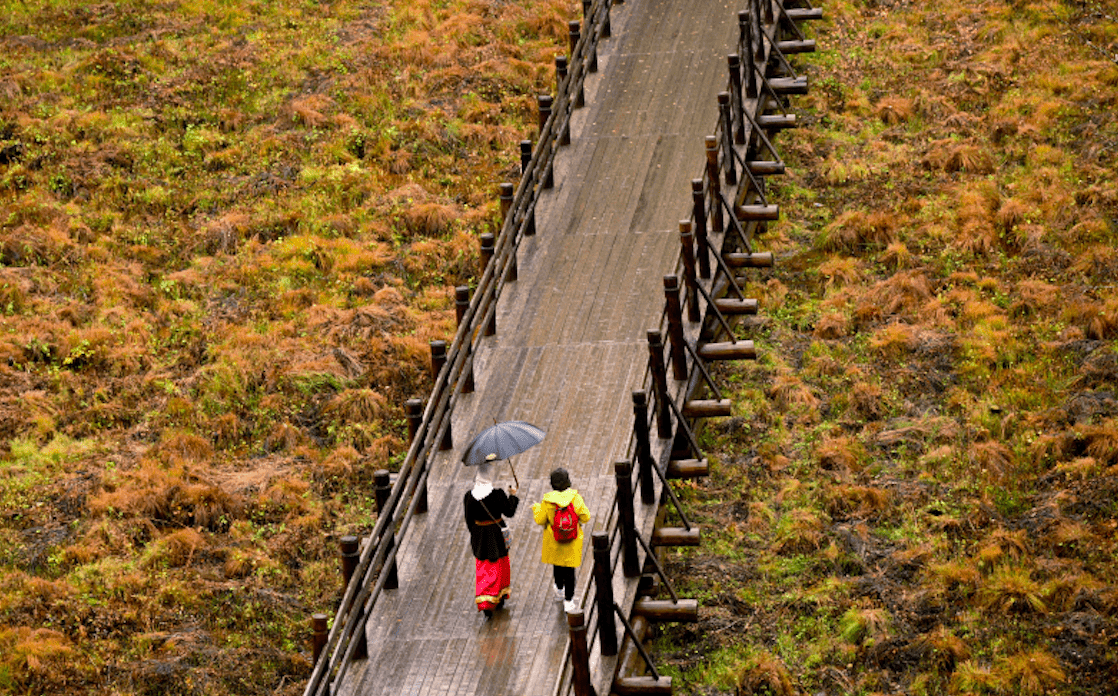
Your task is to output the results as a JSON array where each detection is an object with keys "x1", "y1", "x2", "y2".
[
  {"x1": 553, "y1": 585, "x2": 565, "y2": 601},
  {"x1": 563, "y1": 599, "x2": 579, "y2": 613}
]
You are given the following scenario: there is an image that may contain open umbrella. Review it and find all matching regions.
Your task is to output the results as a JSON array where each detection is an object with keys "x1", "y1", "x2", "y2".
[{"x1": 461, "y1": 421, "x2": 546, "y2": 486}]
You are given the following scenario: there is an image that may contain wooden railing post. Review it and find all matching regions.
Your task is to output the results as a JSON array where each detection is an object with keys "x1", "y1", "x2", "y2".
[
  {"x1": 728, "y1": 54, "x2": 746, "y2": 145},
  {"x1": 479, "y1": 234, "x2": 497, "y2": 336},
  {"x1": 518, "y1": 142, "x2": 537, "y2": 237},
  {"x1": 429, "y1": 339, "x2": 446, "y2": 381},
  {"x1": 374, "y1": 470, "x2": 400, "y2": 590},
  {"x1": 705, "y1": 136, "x2": 724, "y2": 233},
  {"x1": 680, "y1": 222, "x2": 700, "y2": 323},
  {"x1": 479, "y1": 232, "x2": 495, "y2": 277},
  {"x1": 633, "y1": 390, "x2": 655, "y2": 505},
  {"x1": 646, "y1": 330, "x2": 673, "y2": 439},
  {"x1": 405, "y1": 398, "x2": 423, "y2": 444},
  {"x1": 312, "y1": 613, "x2": 328, "y2": 665},
  {"x1": 568, "y1": 611, "x2": 594, "y2": 696},
  {"x1": 340, "y1": 535, "x2": 360, "y2": 585},
  {"x1": 429, "y1": 341, "x2": 453, "y2": 452},
  {"x1": 753, "y1": 0, "x2": 765, "y2": 67},
  {"x1": 538, "y1": 95, "x2": 552, "y2": 138},
  {"x1": 578, "y1": 6, "x2": 598, "y2": 73},
  {"x1": 555, "y1": 56, "x2": 572, "y2": 145},
  {"x1": 743, "y1": 10, "x2": 758, "y2": 100},
  {"x1": 592, "y1": 532, "x2": 618, "y2": 656},
  {"x1": 568, "y1": 23, "x2": 586, "y2": 108},
  {"x1": 520, "y1": 139, "x2": 532, "y2": 175},
  {"x1": 455, "y1": 285, "x2": 470, "y2": 326},
  {"x1": 455, "y1": 286, "x2": 475, "y2": 394},
  {"x1": 499, "y1": 182, "x2": 514, "y2": 223},
  {"x1": 663, "y1": 275, "x2": 688, "y2": 381},
  {"x1": 538, "y1": 95, "x2": 554, "y2": 189},
  {"x1": 691, "y1": 179, "x2": 710, "y2": 280},
  {"x1": 718, "y1": 92, "x2": 737, "y2": 185},
  {"x1": 615, "y1": 460, "x2": 640, "y2": 578}
]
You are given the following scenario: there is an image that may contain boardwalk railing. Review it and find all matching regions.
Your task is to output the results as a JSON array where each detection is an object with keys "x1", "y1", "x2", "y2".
[
  {"x1": 302, "y1": 1, "x2": 617, "y2": 694},
  {"x1": 552, "y1": 2, "x2": 822, "y2": 694}
]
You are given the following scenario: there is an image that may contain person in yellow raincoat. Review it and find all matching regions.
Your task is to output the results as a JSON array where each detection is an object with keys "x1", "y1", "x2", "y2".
[{"x1": 532, "y1": 467, "x2": 591, "y2": 613}]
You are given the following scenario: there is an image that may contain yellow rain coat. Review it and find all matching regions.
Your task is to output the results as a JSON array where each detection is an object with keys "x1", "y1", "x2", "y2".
[{"x1": 532, "y1": 489, "x2": 591, "y2": 568}]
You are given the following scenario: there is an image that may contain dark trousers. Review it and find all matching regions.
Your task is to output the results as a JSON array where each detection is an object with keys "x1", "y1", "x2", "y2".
[{"x1": 553, "y1": 565, "x2": 575, "y2": 601}]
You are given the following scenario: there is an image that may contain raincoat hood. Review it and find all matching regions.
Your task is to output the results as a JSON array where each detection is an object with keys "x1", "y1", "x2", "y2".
[{"x1": 541, "y1": 488, "x2": 579, "y2": 507}]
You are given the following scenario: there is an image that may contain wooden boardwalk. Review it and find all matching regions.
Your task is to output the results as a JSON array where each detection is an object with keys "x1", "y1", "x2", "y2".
[{"x1": 340, "y1": 0, "x2": 740, "y2": 693}]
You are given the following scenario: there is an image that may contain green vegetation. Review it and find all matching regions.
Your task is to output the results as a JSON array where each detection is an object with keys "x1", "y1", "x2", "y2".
[
  {"x1": 657, "y1": 2, "x2": 1118, "y2": 695},
  {"x1": 1, "y1": 0, "x2": 569, "y2": 692}
]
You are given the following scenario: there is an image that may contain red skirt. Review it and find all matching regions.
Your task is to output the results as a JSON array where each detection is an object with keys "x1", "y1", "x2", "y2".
[{"x1": 475, "y1": 556, "x2": 511, "y2": 611}]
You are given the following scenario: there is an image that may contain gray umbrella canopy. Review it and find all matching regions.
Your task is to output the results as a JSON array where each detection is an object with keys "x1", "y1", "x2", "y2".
[{"x1": 461, "y1": 421, "x2": 546, "y2": 466}]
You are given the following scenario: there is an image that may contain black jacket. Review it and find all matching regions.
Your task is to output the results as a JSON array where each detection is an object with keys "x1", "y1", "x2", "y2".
[{"x1": 464, "y1": 488, "x2": 519, "y2": 562}]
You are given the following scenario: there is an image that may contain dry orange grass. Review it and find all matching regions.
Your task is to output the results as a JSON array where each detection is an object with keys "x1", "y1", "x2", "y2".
[
  {"x1": 1051, "y1": 456, "x2": 1101, "y2": 482},
  {"x1": 1010, "y1": 279, "x2": 1061, "y2": 318},
  {"x1": 404, "y1": 229, "x2": 479, "y2": 287},
  {"x1": 921, "y1": 139, "x2": 995, "y2": 174},
  {"x1": 880, "y1": 240, "x2": 912, "y2": 270},
  {"x1": 816, "y1": 436, "x2": 865, "y2": 476},
  {"x1": 402, "y1": 201, "x2": 458, "y2": 236},
  {"x1": 258, "y1": 477, "x2": 313, "y2": 517},
  {"x1": 813, "y1": 311, "x2": 848, "y2": 340},
  {"x1": 1069, "y1": 239, "x2": 1118, "y2": 280},
  {"x1": 314, "y1": 445, "x2": 367, "y2": 494},
  {"x1": 143, "y1": 527, "x2": 208, "y2": 568},
  {"x1": 993, "y1": 649, "x2": 1065, "y2": 694},
  {"x1": 919, "y1": 625, "x2": 970, "y2": 673},
  {"x1": 324, "y1": 388, "x2": 390, "y2": 425},
  {"x1": 0, "y1": 626, "x2": 78, "y2": 689},
  {"x1": 868, "y1": 321, "x2": 918, "y2": 359},
  {"x1": 736, "y1": 651, "x2": 796, "y2": 696},
  {"x1": 817, "y1": 255, "x2": 862, "y2": 289},
  {"x1": 972, "y1": 439, "x2": 1016, "y2": 483},
  {"x1": 263, "y1": 422, "x2": 310, "y2": 454},
  {"x1": 154, "y1": 430, "x2": 214, "y2": 463},
  {"x1": 90, "y1": 457, "x2": 243, "y2": 531},
  {"x1": 1061, "y1": 297, "x2": 1118, "y2": 340},
  {"x1": 874, "y1": 96, "x2": 915, "y2": 125},
  {"x1": 222, "y1": 548, "x2": 261, "y2": 579},
  {"x1": 974, "y1": 527, "x2": 1029, "y2": 570},
  {"x1": 826, "y1": 484, "x2": 890, "y2": 520},
  {"x1": 286, "y1": 94, "x2": 335, "y2": 129},
  {"x1": 924, "y1": 560, "x2": 981, "y2": 602},
  {"x1": 1044, "y1": 520, "x2": 1095, "y2": 559},
  {"x1": 1042, "y1": 571, "x2": 1105, "y2": 613},
  {"x1": 856, "y1": 270, "x2": 933, "y2": 324},
  {"x1": 818, "y1": 209, "x2": 900, "y2": 253},
  {"x1": 849, "y1": 380, "x2": 884, "y2": 421},
  {"x1": 0, "y1": 222, "x2": 76, "y2": 266},
  {"x1": 773, "y1": 509, "x2": 827, "y2": 555},
  {"x1": 766, "y1": 370, "x2": 820, "y2": 413}
]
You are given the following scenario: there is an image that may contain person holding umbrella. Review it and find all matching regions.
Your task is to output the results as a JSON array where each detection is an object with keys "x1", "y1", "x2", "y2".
[
  {"x1": 463, "y1": 454, "x2": 519, "y2": 618},
  {"x1": 532, "y1": 467, "x2": 591, "y2": 613}
]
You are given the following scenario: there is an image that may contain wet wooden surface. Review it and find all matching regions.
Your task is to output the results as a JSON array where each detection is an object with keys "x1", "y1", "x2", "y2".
[{"x1": 341, "y1": 0, "x2": 738, "y2": 693}]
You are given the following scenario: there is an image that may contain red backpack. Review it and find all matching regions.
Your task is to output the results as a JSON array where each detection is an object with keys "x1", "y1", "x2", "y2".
[{"x1": 552, "y1": 501, "x2": 579, "y2": 542}]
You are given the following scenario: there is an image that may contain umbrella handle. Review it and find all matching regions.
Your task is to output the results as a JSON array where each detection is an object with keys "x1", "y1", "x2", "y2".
[{"x1": 508, "y1": 457, "x2": 520, "y2": 490}]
